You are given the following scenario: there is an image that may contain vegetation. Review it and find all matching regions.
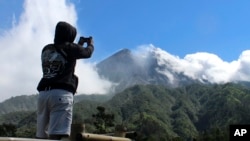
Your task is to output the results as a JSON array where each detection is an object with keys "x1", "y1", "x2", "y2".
[
  {"x1": 0, "y1": 95, "x2": 37, "y2": 116},
  {"x1": 0, "y1": 82, "x2": 250, "y2": 140},
  {"x1": 0, "y1": 123, "x2": 17, "y2": 137},
  {"x1": 92, "y1": 106, "x2": 115, "y2": 133}
]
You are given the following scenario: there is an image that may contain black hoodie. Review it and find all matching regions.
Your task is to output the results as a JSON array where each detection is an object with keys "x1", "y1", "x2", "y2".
[{"x1": 37, "y1": 21, "x2": 94, "y2": 94}]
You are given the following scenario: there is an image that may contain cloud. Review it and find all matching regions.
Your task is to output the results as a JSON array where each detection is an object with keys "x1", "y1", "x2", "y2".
[
  {"x1": 232, "y1": 50, "x2": 250, "y2": 81},
  {"x1": 0, "y1": 0, "x2": 113, "y2": 102},
  {"x1": 135, "y1": 44, "x2": 250, "y2": 84},
  {"x1": 75, "y1": 62, "x2": 114, "y2": 94}
]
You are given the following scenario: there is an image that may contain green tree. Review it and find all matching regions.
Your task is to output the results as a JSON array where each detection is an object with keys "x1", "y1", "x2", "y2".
[
  {"x1": 92, "y1": 106, "x2": 115, "y2": 134},
  {"x1": 0, "y1": 123, "x2": 17, "y2": 137},
  {"x1": 15, "y1": 125, "x2": 36, "y2": 138}
]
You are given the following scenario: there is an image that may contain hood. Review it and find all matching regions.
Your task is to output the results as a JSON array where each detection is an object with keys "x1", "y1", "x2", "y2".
[{"x1": 54, "y1": 21, "x2": 77, "y2": 44}]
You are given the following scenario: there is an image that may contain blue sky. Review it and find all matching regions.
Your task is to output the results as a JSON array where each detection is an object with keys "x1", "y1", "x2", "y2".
[
  {"x1": 1, "y1": 0, "x2": 250, "y2": 101},
  {"x1": 1, "y1": 0, "x2": 250, "y2": 62},
  {"x1": 75, "y1": 0, "x2": 250, "y2": 62}
]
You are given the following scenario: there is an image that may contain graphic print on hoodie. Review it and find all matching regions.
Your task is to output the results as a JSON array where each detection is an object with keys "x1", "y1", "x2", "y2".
[{"x1": 42, "y1": 46, "x2": 67, "y2": 79}]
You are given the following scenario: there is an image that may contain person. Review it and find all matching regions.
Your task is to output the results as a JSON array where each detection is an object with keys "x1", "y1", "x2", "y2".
[{"x1": 36, "y1": 21, "x2": 94, "y2": 139}]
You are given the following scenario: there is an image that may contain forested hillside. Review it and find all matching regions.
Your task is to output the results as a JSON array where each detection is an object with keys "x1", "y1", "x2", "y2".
[
  {"x1": 0, "y1": 94, "x2": 112, "y2": 116},
  {"x1": 0, "y1": 95, "x2": 37, "y2": 115},
  {"x1": 101, "y1": 83, "x2": 250, "y2": 140},
  {"x1": 1, "y1": 82, "x2": 250, "y2": 140}
]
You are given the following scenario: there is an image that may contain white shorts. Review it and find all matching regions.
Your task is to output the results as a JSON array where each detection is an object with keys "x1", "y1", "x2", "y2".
[{"x1": 36, "y1": 89, "x2": 73, "y2": 138}]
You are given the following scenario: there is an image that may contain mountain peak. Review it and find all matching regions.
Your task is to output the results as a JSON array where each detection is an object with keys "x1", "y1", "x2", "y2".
[
  {"x1": 97, "y1": 48, "x2": 132, "y2": 66},
  {"x1": 111, "y1": 48, "x2": 131, "y2": 58},
  {"x1": 96, "y1": 47, "x2": 201, "y2": 93},
  {"x1": 117, "y1": 48, "x2": 131, "y2": 54}
]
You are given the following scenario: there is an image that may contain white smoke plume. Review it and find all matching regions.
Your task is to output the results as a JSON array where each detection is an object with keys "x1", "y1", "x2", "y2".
[
  {"x1": 0, "y1": 0, "x2": 113, "y2": 102},
  {"x1": 137, "y1": 44, "x2": 250, "y2": 84}
]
